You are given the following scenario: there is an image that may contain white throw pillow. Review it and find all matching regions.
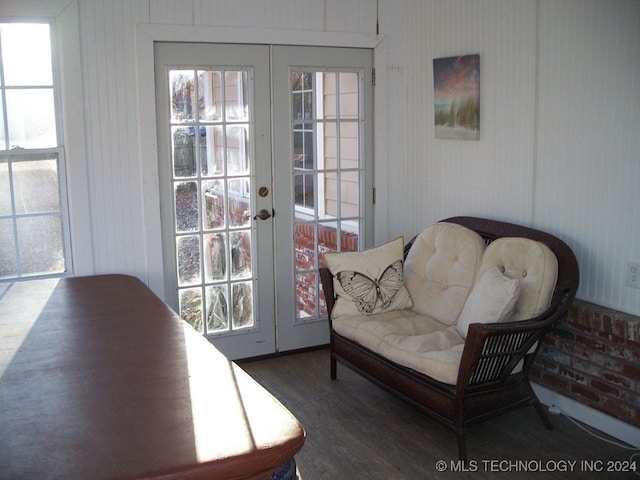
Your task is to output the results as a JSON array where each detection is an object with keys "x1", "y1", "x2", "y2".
[
  {"x1": 324, "y1": 237, "x2": 413, "y2": 318},
  {"x1": 455, "y1": 266, "x2": 521, "y2": 338}
]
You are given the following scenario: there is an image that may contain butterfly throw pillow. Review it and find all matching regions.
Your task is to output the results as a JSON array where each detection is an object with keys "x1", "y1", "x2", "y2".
[{"x1": 324, "y1": 237, "x2": 413, "y2": 318}]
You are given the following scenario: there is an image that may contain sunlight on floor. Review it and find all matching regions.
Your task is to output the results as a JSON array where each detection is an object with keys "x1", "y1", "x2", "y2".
[{"x1": 0, "y1": 279, "x2": 58, "y2": 379}]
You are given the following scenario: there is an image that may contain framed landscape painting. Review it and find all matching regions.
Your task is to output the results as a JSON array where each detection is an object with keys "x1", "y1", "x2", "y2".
[{"x1": 433, "y1": 54, "x2": 480, "y2": 140}]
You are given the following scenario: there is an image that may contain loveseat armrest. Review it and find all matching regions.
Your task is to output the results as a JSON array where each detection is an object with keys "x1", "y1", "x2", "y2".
[{"x1": 455, "y1": 303, "x2": 569, "y2": 397}]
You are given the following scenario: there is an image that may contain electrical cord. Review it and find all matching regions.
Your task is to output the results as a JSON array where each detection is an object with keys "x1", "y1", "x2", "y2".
[
  {"x1": 561, "y1": 413, "x2": 638, "y2": 450},
  {"x1": 550, "y1": 407, "x2": 639, "y2": 476}
]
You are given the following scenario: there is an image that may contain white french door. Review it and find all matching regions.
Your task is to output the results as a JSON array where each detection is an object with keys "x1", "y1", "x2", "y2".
[{"x1": 155, "y1": 43, "x2": 372, "y2": 359}]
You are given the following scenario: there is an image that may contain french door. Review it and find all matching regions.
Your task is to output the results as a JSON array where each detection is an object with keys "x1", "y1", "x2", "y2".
[{"x1": 155, "y1": 43, "x2": 373, "y2": 359}]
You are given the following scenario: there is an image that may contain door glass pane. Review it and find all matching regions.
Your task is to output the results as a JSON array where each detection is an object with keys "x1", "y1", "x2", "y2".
[
  {"x1": 174, "y1": 181, "x2": 198, "y2": 232},
  {"x1": 180, "y1": 287, "x2": 202, "y2": 333},
  {"x1": 340, "y1": 121, "x2": 359, "y2": 168},
  {"x1": 170, "y1": 70, "x2": 195, "y2": 122},
  {"x1": 291, "y1": 69, "x2": 363, "y2": 322},
  {"x1": 226, "y1": 125, "x2": 249, "y2": 175},
  {"x1": 225, "y1": 71, "x2": 248, "y2": 121},
  {"x1": 168, "y1": 68, "x2": 255, "y2": 335},
  {"x1": 294, "y1": 172, "x2": 315, "y2": 210},
  {"x1": 228, "y1": 178, "x2": 250, "y2": 227},
  {"x1": 172, "y1": 127, "x2": 196, "y2": 178},
  {"x1": 204, "y1": 233, "x2": 226, "y2": 281},
  {"x1": 200, "y1": 126, "x2": 223, "y2": 176},
  {"x1": 198, "y1": 70, "x2": 222, "y2": 121},
  {"x1": 206, "y1": 284, "x2": 228, "y2": 332},
  {"x1": 231, "y1": 281, "x2": 252, "y2": 328},
  {"x1": 340, "y1": 170, "x2": 360, "y2": 217},
  {"x1": 296, "y1": 271, "x2": 316, "y2": 319},
  {"x1": 177, "y1": 235, "x2": 200, "y2": 286},
  {"x1": 339, "y1": 72, "x2": 359, "y2": 118},
  {"x1": 230, "y1": 230, "x2": 251, "y2": 279},
  {"x1": 202, "y1": 180, "x2": 225, "y2": 229}
]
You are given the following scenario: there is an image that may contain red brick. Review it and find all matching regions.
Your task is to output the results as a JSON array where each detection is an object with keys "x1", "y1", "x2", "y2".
[
  {"x1": 592, "y1": 351, "x2": 625, "y2": 372},
  {"x1": 612, "y1": 317, "x2": 627, "y2": 339},
  {"x1": 622, "y1": 363, "x2": 640, "y2": 383},
  {"x1": 532, "y1": 356, "x2": 561, "y2": 375},
  {"x1": 574, "y1": 333, "x2": 608, "y2": 354},
  {"x1": 601, "y1": 398, "x2": 640, "y2": 427},
  {"x1": 550, "y1": 326, "x2": 576, "y2": 342},
  {"x1": 596, "y1": 312, "x2": 608, "y2": 331},
  {"x1": 567, "y1": 309, "x2": 592, "y2": 333},
  {"x1": 561, "y1": 342, "x2": 591, "y2": 361},
  {"x1": 558, "y1": 366, "x2": 587, "y2": 384},
  {"x1": 536, "y1": 372, "x2": 570, "y2": 393},
  {"x1": 607, "y1": 344, "x2": 640, "y2": 363},
  {"x1": 600, "y1": 371, "x2": 633, "y2": 390},
  {"x1": 570, "y1": 358, "x2": 600, "y2": 377},
  {"x1": 590, "y1": 379, "x2": 622, "y2": 398},
  {"x1": 570, "y1": 384, "x2": 602, "y2": 405},
  {"x1": 629, "y1": 320, "x2": 640, "y2": 343}
]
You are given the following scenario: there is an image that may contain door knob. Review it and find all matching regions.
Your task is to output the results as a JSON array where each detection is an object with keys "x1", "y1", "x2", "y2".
[{"x1": 253, "y1": 209, "x2": 274, "y2": 220}]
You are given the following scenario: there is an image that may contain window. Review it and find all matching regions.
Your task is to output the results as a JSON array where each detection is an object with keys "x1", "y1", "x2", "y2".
[{"x1": 0, "y1": 21, "x2": 69, "y2": 280}]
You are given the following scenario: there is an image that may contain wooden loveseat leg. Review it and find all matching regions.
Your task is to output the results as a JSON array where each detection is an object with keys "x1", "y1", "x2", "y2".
[
  {"x1": 456, "y1": 426, "x2": 467, "y2": 462},
  {"x1": 330, "y1": 355, "x2": 337, "y2": 380},
  {"x1": 534, "y1": 402, "x2": 554, "y2": 430}
]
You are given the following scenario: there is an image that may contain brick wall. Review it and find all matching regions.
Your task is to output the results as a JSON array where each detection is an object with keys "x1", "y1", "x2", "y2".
[{"x1": 531, "y1": 299, "x2": 640, "y2": 428}]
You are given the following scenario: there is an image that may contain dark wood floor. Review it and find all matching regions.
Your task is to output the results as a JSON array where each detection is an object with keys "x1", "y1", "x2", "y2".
[{"x1": 240, "y1": 348, "x2": 637, "y2": 480}]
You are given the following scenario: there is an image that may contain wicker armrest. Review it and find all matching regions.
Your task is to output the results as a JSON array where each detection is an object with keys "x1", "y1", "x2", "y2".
[{"x1": 455, "y1": 303, "x2": 568, "y2": 396}]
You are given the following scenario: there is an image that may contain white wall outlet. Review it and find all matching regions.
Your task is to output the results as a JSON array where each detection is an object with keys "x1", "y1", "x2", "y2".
[
  {"x1": 628, "y1": 261, "x2": 640, "y2": 289},
  {"x1": 548, "y1": 404, "x2": 561, "y2": 415}
]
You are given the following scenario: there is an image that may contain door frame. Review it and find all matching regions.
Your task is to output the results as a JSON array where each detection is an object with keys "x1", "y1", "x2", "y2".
[{"x1": 135, "y1": 25, "x2": 384, "y2": 301}]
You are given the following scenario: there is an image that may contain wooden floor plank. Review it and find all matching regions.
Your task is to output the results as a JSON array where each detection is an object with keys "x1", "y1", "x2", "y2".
[{"x1": 240, "y1": 349, "x2": 635, "y2": 480}]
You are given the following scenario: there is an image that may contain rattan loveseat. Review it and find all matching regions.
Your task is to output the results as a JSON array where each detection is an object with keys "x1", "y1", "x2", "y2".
[{"x1": 319, "y1": 216, "x2": 579, "y2": 460}]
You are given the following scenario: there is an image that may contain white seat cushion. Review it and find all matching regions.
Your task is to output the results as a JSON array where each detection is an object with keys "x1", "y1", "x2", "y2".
[
  {"x1": 404, "y1": 222, "x2": 486, "y2": 325},
  {"x1": 333, "y1": 310, "x2": 465, "y2": 385}
]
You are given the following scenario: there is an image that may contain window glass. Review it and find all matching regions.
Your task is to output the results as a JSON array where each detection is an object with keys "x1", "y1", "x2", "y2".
[{"x1": 0, "y1": 21, "x2": 69, "y2": 280}]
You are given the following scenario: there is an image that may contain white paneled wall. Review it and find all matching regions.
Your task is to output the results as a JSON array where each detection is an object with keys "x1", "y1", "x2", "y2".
[
  {"x1": 402, "y1": 0, "x2": 537, "y2": 236},
  {"x1": 2, "y1": 0, "x2": 638, "y2": 315},
  {"x1": 535, "y1": 0, "x2": 640, "y2": 314},
  {"x1": 78, "y1": 0, "x2": 150, "y2": 277},
  {"x1": 398, "y1": 0, "x2": 640, "y2": 315}
]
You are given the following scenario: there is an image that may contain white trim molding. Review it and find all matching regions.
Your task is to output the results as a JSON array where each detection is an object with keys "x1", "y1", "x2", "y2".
[{"x1": 533, "y1": 382, "x2": 640, "y2": 449}]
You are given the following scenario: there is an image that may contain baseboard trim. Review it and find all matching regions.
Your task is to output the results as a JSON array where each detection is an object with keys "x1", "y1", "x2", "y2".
[{"x1": 532, "y1": 382, "x2": 640, "y2": 448}]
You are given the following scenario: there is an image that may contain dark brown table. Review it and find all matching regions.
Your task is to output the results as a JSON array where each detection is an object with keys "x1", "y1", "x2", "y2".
[{"x1": 0, "y1": 275, "x2": 304, "y2": 479}]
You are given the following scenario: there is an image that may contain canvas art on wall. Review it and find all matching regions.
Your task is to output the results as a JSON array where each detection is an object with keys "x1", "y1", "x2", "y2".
[{"x1": 433, "y1": 54, "x2": 480, "y2": 140}]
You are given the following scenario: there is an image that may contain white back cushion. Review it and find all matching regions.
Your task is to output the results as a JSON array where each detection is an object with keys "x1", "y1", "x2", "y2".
[
  {"x1": 404, "y1": 222, "x2": 486, "y2": 325},
  {"x1": 455, "y1": 266, "x2": 521, "y2": 338},
  {"x1": 477, "y1": 237, "x2": 558, "y2": 320}
]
